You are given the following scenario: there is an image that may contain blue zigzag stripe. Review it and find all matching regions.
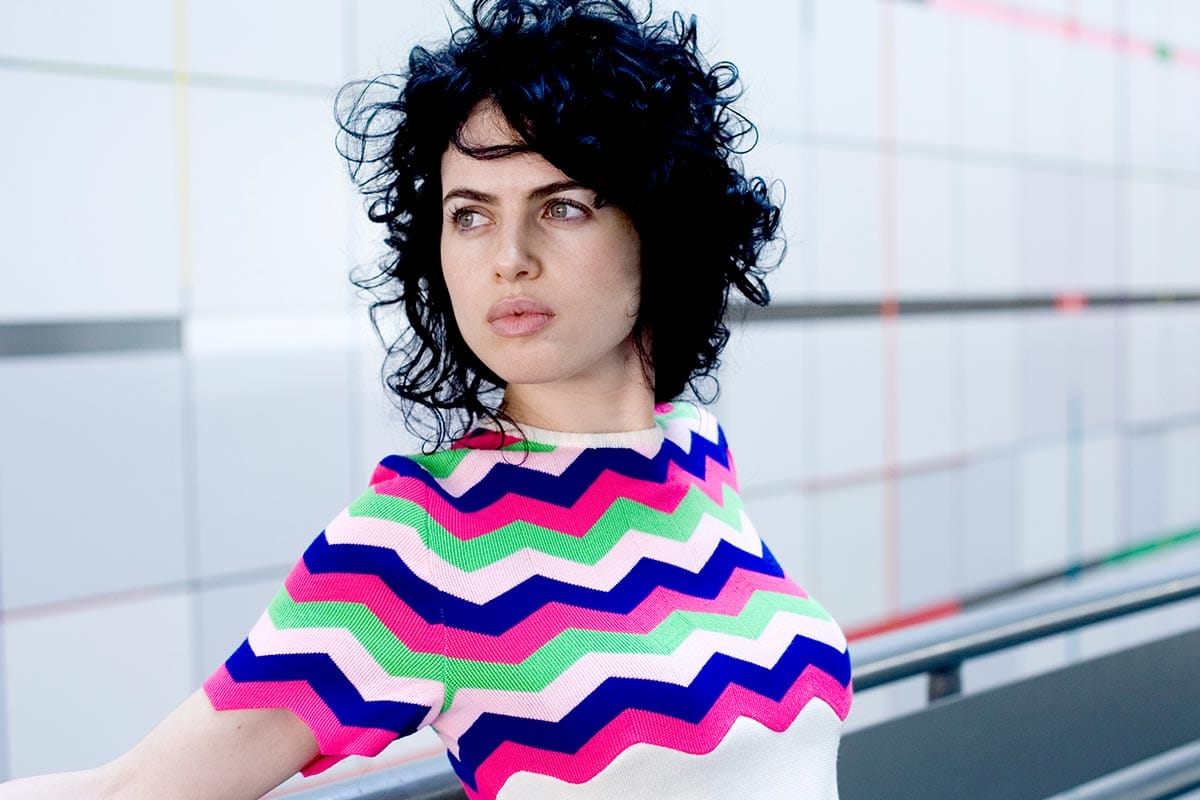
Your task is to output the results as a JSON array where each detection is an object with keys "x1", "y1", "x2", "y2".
[
  {"x1": 449, "y1": 635, "x2": 852, "y2": 790},
  {"x1": 378, "y1": 423, "x2": 730, "y2": 513},
  {"x1": 303, "y1": 535, "x2": 784, "y2": 635},
  {"x1": 224, "y1": 640, "x2": 433, "y2": 737}
]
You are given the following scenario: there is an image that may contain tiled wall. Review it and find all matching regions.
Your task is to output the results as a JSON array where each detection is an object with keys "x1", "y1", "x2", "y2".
[{"x1": 0, "y1": 0, "x2": 1197, "y2": 786}]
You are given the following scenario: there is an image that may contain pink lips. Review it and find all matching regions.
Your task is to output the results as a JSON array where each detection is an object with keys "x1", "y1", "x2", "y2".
[{"x1": 487, "y1": 296, "x2": 555, "y2": 337}]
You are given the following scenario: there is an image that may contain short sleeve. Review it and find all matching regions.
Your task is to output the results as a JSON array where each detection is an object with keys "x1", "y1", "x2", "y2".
[{"x1": 203, "y1": 458, "x2": 448, "y2": 776}]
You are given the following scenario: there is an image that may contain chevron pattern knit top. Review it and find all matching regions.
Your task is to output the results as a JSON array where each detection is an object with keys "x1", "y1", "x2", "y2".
[{"x1": 204, "y1": 402, "x2": 853, "y2": 799}]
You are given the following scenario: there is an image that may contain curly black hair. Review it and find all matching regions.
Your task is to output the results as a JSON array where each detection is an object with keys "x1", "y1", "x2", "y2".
[{"x1": 337, "y1": 0, "x2": 782, "y2": 450}]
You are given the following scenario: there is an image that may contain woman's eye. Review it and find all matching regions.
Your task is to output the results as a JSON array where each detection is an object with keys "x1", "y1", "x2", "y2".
[
  {"x1": 451, "y1": 209, "x2": 486, "y2": 230},
  {"x1": 547, "y1": 201, "x2": 585, "y2": 220}
]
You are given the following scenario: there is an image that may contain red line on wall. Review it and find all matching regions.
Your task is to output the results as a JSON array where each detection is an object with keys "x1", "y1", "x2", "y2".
[{"x1": 928, "y1": 0, "x2": 1191, "y2": 65}]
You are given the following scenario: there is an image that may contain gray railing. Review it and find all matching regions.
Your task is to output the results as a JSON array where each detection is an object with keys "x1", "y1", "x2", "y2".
[
  {"x1": 1040, "y1": 740, "x2": 1200, "y2": 800},
  {"x1": 850, "y1": 556, "x2": 1200, "y2": 699},
  {"x1": 276, "y1": 556, "x2": 1200, "y2": 800}
]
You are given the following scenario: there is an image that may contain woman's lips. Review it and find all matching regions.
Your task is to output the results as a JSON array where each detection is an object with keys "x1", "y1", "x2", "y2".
[
  {"x1": 489, "y1": 312, "x2": 554, "y2": 337},
  {"x1": 487, "y1": 297, "x2": 555, "y2": 337}
]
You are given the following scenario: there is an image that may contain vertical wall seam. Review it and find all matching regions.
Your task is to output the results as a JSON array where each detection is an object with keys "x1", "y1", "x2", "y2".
[
  {"x1": 172, "y1": 0, "x2": 205, "y2": 686},
  {"x1": 879, "y1": 2, "x2": 901, "y2": 613}
]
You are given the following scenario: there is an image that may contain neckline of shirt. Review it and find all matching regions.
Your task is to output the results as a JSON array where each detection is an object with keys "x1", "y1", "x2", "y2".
[{"x1": 475, "y1": 419, "x2": 667, "y2": 450}]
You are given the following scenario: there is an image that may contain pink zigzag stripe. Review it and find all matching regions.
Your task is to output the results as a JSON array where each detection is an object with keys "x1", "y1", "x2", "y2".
[
  {"x1": 466, "y1": 665, "x2": 852, "y2": 799},
  {"x1": 372, "y1": 456, "x2": 738, "y2": 540},
  {"x1": 203, "y1": 665, "x2": 397, "y2": 776},
  {"x1": 286, "y1": 563, "x2": 805, "y2": 663}
]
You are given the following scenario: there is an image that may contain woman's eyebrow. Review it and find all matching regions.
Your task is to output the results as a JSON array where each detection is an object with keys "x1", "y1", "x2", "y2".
[
  {"x1": 528, "y1": 180, "x2": 587, "y2": 199},
  {"x1": 442, "y1": 180, "x2": 588, "y2": 205}
]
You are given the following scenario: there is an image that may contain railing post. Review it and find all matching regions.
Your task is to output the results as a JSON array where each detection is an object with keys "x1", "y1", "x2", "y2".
[{"x1": 928, "y1": 662, "x2": 962, "y2": 701}]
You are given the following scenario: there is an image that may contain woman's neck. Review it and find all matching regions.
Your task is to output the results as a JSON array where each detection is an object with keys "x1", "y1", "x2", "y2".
[{"x1": 499, "y1": 379, "x2": 655, "y2": 434}]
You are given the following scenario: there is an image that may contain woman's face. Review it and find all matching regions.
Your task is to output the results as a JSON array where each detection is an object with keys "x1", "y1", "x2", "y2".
[{"x1": 439, "y1": 102, "x2": 645, "y2": 401}]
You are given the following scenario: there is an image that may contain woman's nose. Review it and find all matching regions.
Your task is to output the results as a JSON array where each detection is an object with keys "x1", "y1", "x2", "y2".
[{"x1": 493, "y1": 219, "x2": 541, "y2": 281}]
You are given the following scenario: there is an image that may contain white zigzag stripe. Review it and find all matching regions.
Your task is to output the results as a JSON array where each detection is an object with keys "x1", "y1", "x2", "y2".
[
  {"x1": 436, "y1": 611, "x2": 846, "y2": 753},
  {"x1": 323, "y1": 508, "x2": 764, "y2": 604},
  {"x1": 247, "y1": 613, "x2": 446, "y2": 730}
]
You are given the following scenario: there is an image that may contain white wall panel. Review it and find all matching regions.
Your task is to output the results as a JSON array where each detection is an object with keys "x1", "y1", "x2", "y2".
[
  {"x1": 1127, "y1": 58, "x2": 1171, "y2": 171},
  {"x1": 192, "y1": 350, "x2": 355, "y2": 579},
  {"x1": 810, "y1": 0, "x2": 880, "y2": 140},
  {"x1": 962, "y1": 315, "x2": 1020, "y2": 453},
  {"x1": 1126, "y1": 180, "x2": 1169, "y2": 291},
  {"x1": 187, "y1": 0, "x2": 343, "y2": 86},
  {"x1": 1163, "y1": 425, "x2": 1200, "y2": 532},
  {"x1": 351, "y1": 0, "x2": 458, "y2": 75},
  {"x1": 0, "y1": 354, "x2": 187, "y2": 608},
  {"x1": 1168, "y1": 54, "x2": 1200, "y2": 173},
  {"x1": 812, "y1": 149, "x2": 883, "y2": 299},
  {"x1": 813, "y1": 482, "x2": 886, "y2": 630},
  {"x1": 1070, "y1": 173, "x2": 1120, "y2": 292},
  {"x1": 0, "y1": 0, "x2": 173, "y2": 70},
  {"x1": 1071, "y1": 42, "x2": 1118, "y2": 165},
  {"x1": 3, "y1": 595, "x2": 192, "y2": 778},
  {"x1": 1167, "y1": 309, "x2": 1200, "y2": 418},
  {"x1": 1168, "y1": 4, "x2": 1200, "y2": 50},
  {"x1": 1018, "y1": 313, "x2": 1072, "y2": 440},
  {"x1": 718, "y1": 323, "x2": 809, "y2": 489},
  {"x1": 1079, "y1": 433, "x2": 1121, "y2": 560},
  {"x1": 895, "y1": 156, "x2": 954, "y2": 296},
  {"x1": 1075, "y1": 0, "x2": 1121, "y2": 32},
  {"x1": 0, "y1": 73, "x2": 180, "y2": 322},
  {"x1": 1069, "y1": 310, "x2": 1119, "y2": 431},
  {"x1": 1013, "y1": 27, "x2": 1070, "y2": 160},
  {"x1": 1126, "y1": 308, "x2": 1171, "y2": 425},
  {"x1": 1016, "y1": 442, "x2": 1070, "y2": 574},
  {"x1": 959, "y1": 162, "x2": 1019, "y2": 295},
  {"x1": 893, "y1": 3, "x2": 953, "y2": 147},
  {"x1": 896, "y1": 469, "x2": 963, "y2": 609},
  {"x1": 1127, "y1": 1, "x2": 1172, "y2": 47},
  {"x1": 704, "y1": 0, "x2": 808, "y2": 136},
  {"x1": 953, "y1": 11, "x2": 1016, "y2": 154},
  {"x1": 813, "y1": 321, "x2": 884, "y2": 477},
  {"x1": 188, "y1": 88, "x2": 352, "y2": 314},
  {"x1": 1165, "y1": 184, "x2": 1200, "y2": 292},
  {"x1": 895, "y1": 318, "x2": 961, "y2": 464},
  {"x1": 1017, "y1": 170, "x2": 1071, "y2": 293},
  {"x1": 1128, "y1": 431, "x2": 1167, "y2": 542},
  {"x1": 961, "y1": 455, "x2": 1018, "y2": 590}
]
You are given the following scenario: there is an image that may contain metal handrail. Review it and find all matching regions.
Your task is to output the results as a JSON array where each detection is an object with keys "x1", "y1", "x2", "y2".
[
  {"x1": 1039, "y1": 739, "x2": 1200, "y2": 800},
  {"x1": 279, "y1": 754, "x2": 464, "y2": 800},
  {"x1": 851, "y1": 557, "x2": 1200, "y2": 694}
]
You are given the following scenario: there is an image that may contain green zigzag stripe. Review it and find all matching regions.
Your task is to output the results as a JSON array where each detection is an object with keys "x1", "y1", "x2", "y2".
[
  {"x1": 267, "y1": 587, "x2": 832, "y2": 706},
  {"x1": 658, "y1": 402, "x2": 701, "y2": 425},
  {"x1": 345, "y1": 482, "x2": 747, "y2": 572},
  {"x1": 408, "y1": 438, "x2": 559, "y2": 479}
]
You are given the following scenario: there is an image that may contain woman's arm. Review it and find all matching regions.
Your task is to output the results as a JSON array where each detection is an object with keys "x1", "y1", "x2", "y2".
[{"x1": 0, "y1": 689, "x2": 319, "y2": 800}]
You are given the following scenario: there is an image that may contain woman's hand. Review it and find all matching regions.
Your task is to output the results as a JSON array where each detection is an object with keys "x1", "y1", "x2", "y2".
[{"x1": 0, "y1": 689, "x2": 319, "y2": 800}]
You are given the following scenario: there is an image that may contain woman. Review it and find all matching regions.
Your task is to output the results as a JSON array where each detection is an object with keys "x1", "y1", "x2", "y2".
[{"x1": 0, "y1": 1, "x2": 851, "y2": 797}]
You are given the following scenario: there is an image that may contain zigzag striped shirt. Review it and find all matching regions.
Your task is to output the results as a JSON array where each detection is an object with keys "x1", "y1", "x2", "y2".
[{"x1": 204, "y1": 402, "x2": 852, "y2": 799}]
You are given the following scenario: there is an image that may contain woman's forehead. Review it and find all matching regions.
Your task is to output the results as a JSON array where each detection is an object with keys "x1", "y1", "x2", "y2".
[
  {"x1": 457, "y1": 100, "x2": 522, "y2": 148},
  {"x1": 440, "y1": 102, "x2": 577, "y2": 196}
]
